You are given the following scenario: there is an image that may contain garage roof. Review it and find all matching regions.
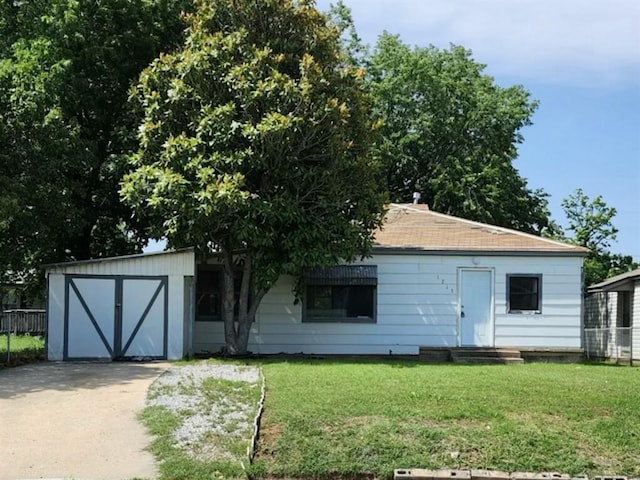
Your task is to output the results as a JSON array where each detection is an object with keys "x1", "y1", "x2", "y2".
[
  {"x1": 43, "y1": 247, "x2": 194, "y2": 268},
  {"x1": 44, "y1": 248, "x2": 195, "y2": 276}
]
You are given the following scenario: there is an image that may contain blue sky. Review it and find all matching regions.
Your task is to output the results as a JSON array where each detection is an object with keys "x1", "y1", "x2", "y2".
[{"x1": 315, "y1": 0, "x2": 640, "y2": 261}]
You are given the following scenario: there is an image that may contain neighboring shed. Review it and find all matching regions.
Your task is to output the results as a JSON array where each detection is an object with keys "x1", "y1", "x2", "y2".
[
  {"x1": 46, "y1": 249, "x2": 195, "y2": 361},
  {"x1": 584, "y1": 268, "x2": 640, "y2": 362}
]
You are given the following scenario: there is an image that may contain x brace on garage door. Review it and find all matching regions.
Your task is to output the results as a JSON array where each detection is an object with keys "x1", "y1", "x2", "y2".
[{"x1": 63, "y1": 275, "x2": 168, "y2": 360}]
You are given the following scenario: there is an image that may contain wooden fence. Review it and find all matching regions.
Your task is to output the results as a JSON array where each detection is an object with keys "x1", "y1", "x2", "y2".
[{"x1": 0, "y1": 310, "x2": 46, "y2": 335}]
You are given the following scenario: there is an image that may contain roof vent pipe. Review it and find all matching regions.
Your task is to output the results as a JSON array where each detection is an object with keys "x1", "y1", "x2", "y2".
[{"x1": 412, "y1": 192, "x2": 421, "y2": 204}]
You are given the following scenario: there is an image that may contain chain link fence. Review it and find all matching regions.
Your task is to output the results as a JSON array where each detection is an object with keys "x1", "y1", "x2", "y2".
[{"x1": 584, "y1": 326, "x2": 636, "y2": 365}]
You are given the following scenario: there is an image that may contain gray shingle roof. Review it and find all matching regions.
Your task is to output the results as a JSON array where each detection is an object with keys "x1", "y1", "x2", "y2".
[{"x1": 588, "y1": 268, "x2": 640, "y2": 292}]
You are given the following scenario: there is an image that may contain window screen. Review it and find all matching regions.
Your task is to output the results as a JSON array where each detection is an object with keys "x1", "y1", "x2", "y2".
[{"x1": 507, "y1": 274, "x2": 542, "y2": 313}]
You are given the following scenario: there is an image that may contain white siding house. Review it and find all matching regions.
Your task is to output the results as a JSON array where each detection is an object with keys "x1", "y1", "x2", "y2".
[
  {"x1": 194, "y1": 204, "x2": 587, "y2": 356},
  {"x1": 193, "y1": 254, "x2": 584, "y2": 355},
  {"x1": 46, "y1": 204, "x2": 588, "y2": 360}
]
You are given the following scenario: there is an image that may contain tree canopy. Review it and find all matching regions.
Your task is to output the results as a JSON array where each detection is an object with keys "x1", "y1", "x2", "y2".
[
  {"x1": 367, "y1": 33, "x2": 551, "y2": 233},
  {"x1": 0, "y1": 0, "x2": 189, "y2": 288},
  {"x1": 559, "y1": 189, "x2": 637, "y2": 288},
  {"x1": 121, "y1": 0, "x2": 387, "y2": 354},
  {"x1": 4, "y1": 0, "x2": 636, "y2": 316}
]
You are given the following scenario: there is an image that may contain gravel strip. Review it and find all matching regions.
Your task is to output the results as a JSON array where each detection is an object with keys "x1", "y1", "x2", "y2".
[{"x1": 147, "y1": 361, "x2": 262, "y2": 462}]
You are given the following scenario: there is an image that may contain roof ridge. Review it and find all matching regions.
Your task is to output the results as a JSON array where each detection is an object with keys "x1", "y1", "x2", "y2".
[{"x1": 389, "y1": 203, "x2": 429, "y2": 214}]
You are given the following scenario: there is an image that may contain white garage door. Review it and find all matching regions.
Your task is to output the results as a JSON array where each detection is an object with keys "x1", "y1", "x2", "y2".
[{"x1": 64, "y1": 275, "x2": 168, "y2": 360}]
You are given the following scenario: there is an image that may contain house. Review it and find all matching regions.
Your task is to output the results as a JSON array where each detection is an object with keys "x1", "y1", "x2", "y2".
[
  {"x1": 584, "y1": 268, "x2": 640, "y2": 362},
  {"x1": 45, "y1": 204, "x2": 588, "y2": 361},
  {"x1": 1, "y1": 278, "x2": 46, "y2": 335},
  {"x1": 1, "y1": 277, "x2": 45, "y2": 310}
]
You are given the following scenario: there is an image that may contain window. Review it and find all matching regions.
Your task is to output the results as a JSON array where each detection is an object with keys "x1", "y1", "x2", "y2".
[
  {"x1": 619, "y1": 290, "x2": 632, "y2": 328},
  {"x1": 507, "y1": 274, "x2": 542, "y2": 313},
  {"x1": 195, "y1": 267, "x2": 249, "y2": 321},
  {"x1": 196, "y1": 268, "x2": 223, "y2": 321},
  {"x1": 303, "y1": 266, "x2": 377, "y2": 323}
]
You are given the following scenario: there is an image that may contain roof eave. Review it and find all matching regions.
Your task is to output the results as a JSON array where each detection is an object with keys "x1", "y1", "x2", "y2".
[
  {"x1": 43, "y1": 247, "x2": 195, "y2": 269},
  {"x1": 372, "y1": 246, "x2": 589, "y2": 257},
  {"x1": 587, "y1": 270, "x2": 640, "y2": 293}
]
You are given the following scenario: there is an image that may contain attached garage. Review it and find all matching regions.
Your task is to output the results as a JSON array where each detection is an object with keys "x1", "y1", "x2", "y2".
[{"x1": 46, "y1": 249, "x2": 195, "y2": 361}]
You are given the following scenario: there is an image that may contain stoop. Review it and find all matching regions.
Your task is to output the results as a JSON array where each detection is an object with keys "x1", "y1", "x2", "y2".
[{"x1": 450, "y1": 348, "x2": 524, "y2": 364}]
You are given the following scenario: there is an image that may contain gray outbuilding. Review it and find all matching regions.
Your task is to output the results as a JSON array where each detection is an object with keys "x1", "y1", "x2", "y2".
[{"x1": 46, "y1": 249, "x2": 195, "y2": 361}]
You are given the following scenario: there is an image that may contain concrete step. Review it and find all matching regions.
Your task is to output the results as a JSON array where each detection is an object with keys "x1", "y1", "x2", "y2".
[
  {"x1": 418, "y1": 347, "x2": 451, "y2": 362},
  {"x1": 451, "y1": 356, "x2": 524, "y2": 364},
  {"x1": 451, "y1": 348, "x2": 522, "y2": 359}
]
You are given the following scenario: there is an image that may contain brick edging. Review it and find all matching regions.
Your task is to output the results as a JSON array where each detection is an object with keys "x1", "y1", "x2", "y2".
[{"x1": 393, "y1": 469, "x2": 634, "y2": 480}]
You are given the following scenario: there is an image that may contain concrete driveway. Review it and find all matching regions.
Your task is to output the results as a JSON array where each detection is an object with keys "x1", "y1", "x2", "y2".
[{"x1": 0, "y1": 361, "x2": 169, "y2": 480}]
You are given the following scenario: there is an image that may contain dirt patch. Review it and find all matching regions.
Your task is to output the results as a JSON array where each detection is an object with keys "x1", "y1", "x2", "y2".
[
  {"x1": 320, "y1": 415, "x2": 388, "y2": 433},
  {"x1": 260, "y1": 421, "x2": 284, "y2": 444},
  {"x1": 575, "y1": 441, "x2": 625, "y2": 475},
  {"x1": 507, "y1": 411, "x2": 569, "y2": 426},
  {"x1": 420, "y1": 417, "x2": 487, "y2": 429}
]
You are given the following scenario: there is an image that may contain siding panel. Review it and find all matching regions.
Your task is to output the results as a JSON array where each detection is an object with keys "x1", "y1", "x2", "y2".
[{"x1": 193, "y1": 254, "x2": 584, "y2": 354}]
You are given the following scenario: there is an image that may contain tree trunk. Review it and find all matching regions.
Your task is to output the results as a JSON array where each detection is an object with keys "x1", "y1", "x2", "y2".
[
  {"x1": 221, "y1": 248, "x2": 266, "y2": 356},
  {"x1": 234, "y1": 253, "x2": 253, "y2": 354},
  {"x1": 222, "y1": 246, "x2": 241, "y2": 354}
]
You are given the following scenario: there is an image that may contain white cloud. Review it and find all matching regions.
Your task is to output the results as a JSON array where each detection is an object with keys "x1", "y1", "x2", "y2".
[{"x1": 317, "y1": 0, "x2": 640, "y2": 86}]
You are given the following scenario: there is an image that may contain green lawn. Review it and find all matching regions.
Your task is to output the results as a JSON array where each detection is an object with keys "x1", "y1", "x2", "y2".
[
  {"x1": 0, "y1": 334, "x2": 45, "y2": 366},
  {"x1": 254, "y1": 360, "x2": 640, "y2": 479}
]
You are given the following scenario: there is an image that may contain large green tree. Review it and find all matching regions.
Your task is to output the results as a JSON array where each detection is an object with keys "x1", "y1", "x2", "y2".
[
  {"x1": 121, "y1": 0, "x2": 386, "y2": 355},
  {"x1": 560, "y1": 189, "x2": 637, "y2": 288},
  {"x1": 0, "y1": 0, "x2": 188, "y2": 287},
  {"x1": 367, "y1": 33, "x2": 551, "y2": 233}
]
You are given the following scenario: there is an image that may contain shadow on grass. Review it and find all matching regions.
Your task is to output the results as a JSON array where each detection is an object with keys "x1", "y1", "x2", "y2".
[
  {"x1": 580, "y1": 359, "x2": 638, "y2": 367},
  {"x1": 0, "y1": 347, "x2": 46, "y2": 369},
  {"x1": 0, "y1": 334, "x2": 46, "y2": 369},
  {"x1": 196, "y1": 353, "x2": 426, "y2": 368},
  {"x1": 196, "y1": 352, "x2": 638, "y2": 369}
]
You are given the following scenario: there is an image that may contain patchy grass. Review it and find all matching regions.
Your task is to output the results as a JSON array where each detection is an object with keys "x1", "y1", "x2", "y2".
[
  {"x1": 140, "y1": 405, "x2": 238, "y2": 480},
  {"x1": 0, "y1": 334, "x2": 45, "y2": 367},
  {"x1": 139, "y1": 360, "x2": 262, "y2": 480},
  {"x1": 255, "y1": 360, "x2": 640, "y2": 479}
]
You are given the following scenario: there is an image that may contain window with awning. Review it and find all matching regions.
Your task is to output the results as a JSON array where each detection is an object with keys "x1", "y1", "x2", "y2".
[{"x1": 303, "y1": 266, "x2": 377, "y2": 323}]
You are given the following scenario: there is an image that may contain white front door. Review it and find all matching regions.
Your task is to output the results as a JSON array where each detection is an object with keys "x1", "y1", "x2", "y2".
[{"x1": 459, "y1": 269, "x2": 493, "y2": 347}]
